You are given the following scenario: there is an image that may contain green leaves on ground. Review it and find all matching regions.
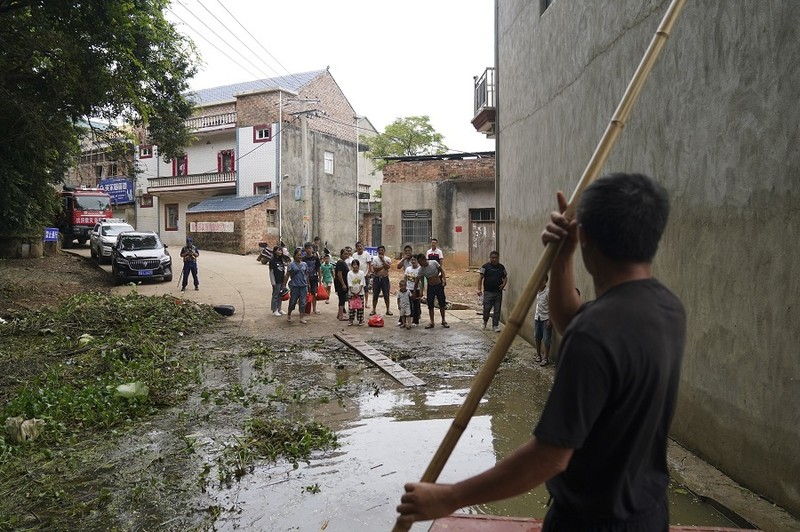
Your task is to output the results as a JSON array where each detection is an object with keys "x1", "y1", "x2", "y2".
[{"x1": 0, "y1": 291, "x2": 219, "y2": 446}]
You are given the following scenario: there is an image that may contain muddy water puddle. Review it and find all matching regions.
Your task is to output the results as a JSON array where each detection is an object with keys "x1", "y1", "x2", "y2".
[{"x1": 208, "y1": 350, "x2": 738, "y2": 531}]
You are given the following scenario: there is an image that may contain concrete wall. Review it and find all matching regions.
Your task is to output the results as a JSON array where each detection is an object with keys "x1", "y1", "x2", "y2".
[
  {"x1": 382, "y1": 157, "x2": 496, "y2": 265},
  {"x1": 281, "y1": 123, "x2": 358, "y2": 252},
  {"x1": 496, "y1": 0, "x2": 800, "y2": 516}
]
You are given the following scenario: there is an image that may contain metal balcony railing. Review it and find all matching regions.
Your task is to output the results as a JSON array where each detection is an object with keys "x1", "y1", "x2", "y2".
[
  {"x1": 185, "y1": 112, "x2": 237, "y2": 130},
  {"x1": 474, "y1": 67, "x2": 496, "y2": 115},
  {"x1": 148, "y1": 171, "x2": 236, "y2": 189}
]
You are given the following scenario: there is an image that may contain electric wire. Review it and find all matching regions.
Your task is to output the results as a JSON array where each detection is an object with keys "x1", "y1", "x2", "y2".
[{"x1": 171, "y1": 0, "x2": 274, "y2": 81}]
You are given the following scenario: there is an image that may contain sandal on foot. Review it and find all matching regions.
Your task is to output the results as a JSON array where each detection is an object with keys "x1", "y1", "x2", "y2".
[
  {"x1": 385, "y1": 311, "x2": 393, "y2": 316},
  {"x1": 425, "y1": 323, "x2": 435, "y2": 329},
  {"x1": 441, "y1": 322, "x2": 450, "y2": 328},
  {"x1": 369, "y1": 310, "x2": 377, "y2": 316}
]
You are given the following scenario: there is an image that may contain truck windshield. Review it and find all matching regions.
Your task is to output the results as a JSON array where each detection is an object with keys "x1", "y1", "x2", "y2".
[{"x1": 74, "y1": 195, "x2": 111, "y2": 211}]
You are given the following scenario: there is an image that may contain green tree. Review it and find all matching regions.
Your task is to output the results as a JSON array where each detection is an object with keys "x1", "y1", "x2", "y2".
[
  {"x1": 360, "y1": 116, "x2": 447, "y2": 172},
  {"x1": 0, "y1": 0, "x2": 198, "y2": 234}
]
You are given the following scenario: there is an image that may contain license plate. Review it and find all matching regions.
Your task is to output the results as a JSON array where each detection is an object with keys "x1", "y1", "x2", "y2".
[{"x1": 138, "y1": 269, "x2": 153, "y2": 276}]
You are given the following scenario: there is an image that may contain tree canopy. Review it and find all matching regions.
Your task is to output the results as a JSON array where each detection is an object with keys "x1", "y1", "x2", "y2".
[
  {"x1": 360, "y1": 116, "x2": 447, "y2": 172},
  {"x1": 0, "y1": 0, "x2": 198, "y2": 233}
]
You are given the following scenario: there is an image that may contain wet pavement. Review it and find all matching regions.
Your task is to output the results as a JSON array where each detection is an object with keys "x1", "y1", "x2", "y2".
[{"x1": 65, "y1": 246, "x2": 797, "y2": 531}]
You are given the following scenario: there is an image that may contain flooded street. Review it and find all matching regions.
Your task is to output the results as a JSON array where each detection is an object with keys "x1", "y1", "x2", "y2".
[
  {"x1": 203, "y1": 331, "x2": 738, "y2": 531},
  {"x1": 47, "y1": 247, "x2": 786, "y2": 531}
]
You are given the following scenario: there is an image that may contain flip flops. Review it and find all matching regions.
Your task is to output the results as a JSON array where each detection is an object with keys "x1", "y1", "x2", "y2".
[
  {"x1": 425, "y1": 323, "x2": 435, "y2": 329},
  {"x1": 441, "y1": 322, "x2": 450, "y2": 328}
]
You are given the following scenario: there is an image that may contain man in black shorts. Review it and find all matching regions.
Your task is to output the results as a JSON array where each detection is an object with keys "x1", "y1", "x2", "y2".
[
  {"x1": 414, "y1": 254, "x2": 449, "y2": 329},
  {"x1": 396, "y1": 173, "x2": 686, "y2": 531}
]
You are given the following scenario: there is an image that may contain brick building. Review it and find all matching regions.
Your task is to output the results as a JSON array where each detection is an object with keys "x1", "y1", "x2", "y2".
[
  {"x1": 380, "y1": 152, "x2": 495, "y2": 268},
  {"x1": 135, "y1": 68, "x2": 380, "y2": 252}
]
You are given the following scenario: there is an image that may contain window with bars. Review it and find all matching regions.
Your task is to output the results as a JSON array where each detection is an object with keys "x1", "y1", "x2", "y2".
[
  {"x1": 401, "y1": 210, "x2": 432, "y2": 245},
  {"x1": 469, "y1": 208, "x2": 495, "y2": 222}
]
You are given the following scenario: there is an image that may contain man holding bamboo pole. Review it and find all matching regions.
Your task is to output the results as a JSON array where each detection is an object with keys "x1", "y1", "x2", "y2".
[{"x1": 396, "y1": 173, "x2": 686, "y2": 531}]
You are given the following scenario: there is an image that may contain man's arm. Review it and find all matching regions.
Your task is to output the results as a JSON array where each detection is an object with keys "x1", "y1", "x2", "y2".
[
  {"x1": 477, "y1": 272, "x2": 484, "y2": 294},
  {"x1": 500, "y1": 271, "x2": 508, "y2": 291},
  {"x1": 438, "y1": 264, "x2": 447, "y2": 286},
  {"x1": 396, "y1": 437, "x2": 572, "y2": 526},
  {"x1": 542, "y1": 191, "x2": 582, "y2": 334}
]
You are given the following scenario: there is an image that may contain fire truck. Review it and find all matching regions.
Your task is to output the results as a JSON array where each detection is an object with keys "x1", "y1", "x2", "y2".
[{"x1": 56, "y1": 186, "x2": 113, "y2": 248}]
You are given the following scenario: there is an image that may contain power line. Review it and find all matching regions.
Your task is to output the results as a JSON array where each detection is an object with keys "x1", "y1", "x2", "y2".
[
  {"x1": 166, "y1": 6, "x2": 263, "y2": 82},
  {"x1": 171, "y1": 0, "x2": 275, "y2": 81},
  {"x1": 193, "y1": 0, "x2": 283, "y2": 79},
  {"x1": 212, "y1": 0, "x2": 308, "y2": 89}
]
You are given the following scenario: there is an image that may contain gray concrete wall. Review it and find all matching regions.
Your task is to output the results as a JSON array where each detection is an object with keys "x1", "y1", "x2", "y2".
[
  {"x1": 497, "y1": 0, "x2": 800, "y2": 516},
  {"x1": 281, "y1": 124, "x2": 358, "y2": 251}
]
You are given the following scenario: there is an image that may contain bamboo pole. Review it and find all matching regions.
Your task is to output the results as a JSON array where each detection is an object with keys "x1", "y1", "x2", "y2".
[{"x1": 392, "y1": 0, "x2": 687, "y2": 530}]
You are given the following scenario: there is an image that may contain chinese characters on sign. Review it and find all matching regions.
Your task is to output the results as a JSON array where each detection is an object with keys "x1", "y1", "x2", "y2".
[{"x1": 44, "y1": 228, "x2": 59, "y2": 242}]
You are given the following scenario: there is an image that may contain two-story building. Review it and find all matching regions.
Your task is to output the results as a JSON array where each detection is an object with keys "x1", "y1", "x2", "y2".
[{"x1": 134, "y1": 68, "x2": 380, "y2": 252}]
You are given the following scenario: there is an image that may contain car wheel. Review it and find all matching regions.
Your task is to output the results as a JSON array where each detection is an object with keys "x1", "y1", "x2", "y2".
[
  {"x1": 90, "y1": 246, "x2": 97, "y2": 259},
  {"x1": 78, "y1": 238, "x2": 87, "y2": 246},
  {"x1": 164, "y1": 274, "x2": 173, "y2": 282}
]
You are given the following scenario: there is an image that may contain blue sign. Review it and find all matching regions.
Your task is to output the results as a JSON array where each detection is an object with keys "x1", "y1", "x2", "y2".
[
  {"x1": 365, "y1": 246, "x2": 378, "y2": 257},
  {"x1": 99, "y1": 177, "x2": 134, "y2": 205},
  {"x1": 44, "y1": 227, "x2": 59, "y2": 242}
]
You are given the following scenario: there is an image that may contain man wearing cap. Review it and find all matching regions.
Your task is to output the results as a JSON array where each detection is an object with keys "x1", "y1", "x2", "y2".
[{"x1": 180, "y1": 237, "x2": 200, "y2": 291}]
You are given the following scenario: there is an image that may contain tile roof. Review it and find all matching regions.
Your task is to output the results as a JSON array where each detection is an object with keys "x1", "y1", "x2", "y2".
[
  {"x1": 187, "y1": 194, "x2": 277, "y2": 213},
  {"x1": 188, "y1": 70, "x2": 327, "y2": 106}
]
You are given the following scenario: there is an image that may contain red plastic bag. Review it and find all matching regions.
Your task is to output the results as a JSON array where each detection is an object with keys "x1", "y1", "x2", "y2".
[
  {"x1": 367, "y1": 314, "x2": 384, "y2": 327},
  {"x1": 305, "y1": 292, "x2": 313, "y2": 314},
  {"x1": 317, "y1": 284, "x2": 329, "y2": 300},
  {"x1": 281, "y1": 288, "x2": 290, "y2": 301}
]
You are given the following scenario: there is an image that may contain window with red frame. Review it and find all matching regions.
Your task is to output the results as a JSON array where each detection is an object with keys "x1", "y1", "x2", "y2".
[
  {"x1": 173, "y1": 155, "x2": 188, "y2": 176},
  {"x1": 253, "y1": 125, "x2": 271, "y2": 143},
  {"x1": 139, "y1": 145, "x2": 153, "y2": 159},
  {"x1": 139, "y1": 194, "x2": 154, "y2": 208},
  {"x1": 218, "y1": 150, "x2": 235, "y2": 173}
]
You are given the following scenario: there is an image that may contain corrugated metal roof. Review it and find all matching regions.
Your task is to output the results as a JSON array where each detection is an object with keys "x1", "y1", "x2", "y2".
[
  {"x1": 187, "y1": 194, "x2": 276, "y2": 213},
  {"x1": 188, "y1": 70, "x2": 327, "y2": 106}
]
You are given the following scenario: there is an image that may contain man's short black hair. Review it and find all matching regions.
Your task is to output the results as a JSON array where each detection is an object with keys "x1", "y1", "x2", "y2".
[
  {"x1": 577, "y1": 172, "x2": 669, "y2": 263},
  {"x1": 416, "y1": 253, "x2": 427, "y2": 262}
]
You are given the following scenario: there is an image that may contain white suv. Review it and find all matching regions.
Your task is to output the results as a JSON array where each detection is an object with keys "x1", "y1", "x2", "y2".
[{"x1": 90, "y1": 219, "x2": 134, "y2": 264}]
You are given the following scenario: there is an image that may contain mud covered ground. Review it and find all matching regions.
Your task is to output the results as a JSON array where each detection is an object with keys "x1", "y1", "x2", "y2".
[
  {"x1": 0, "y1": 252, "x2": 521, "y2": 531},
  {"x1": 1, "y1": 252, "x2": 797, "y2": 532}
]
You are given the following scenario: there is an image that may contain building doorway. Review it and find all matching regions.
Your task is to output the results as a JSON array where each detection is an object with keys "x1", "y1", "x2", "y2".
[{"x1": 469, "y1": 208, "x2": 495, "y2": 268}]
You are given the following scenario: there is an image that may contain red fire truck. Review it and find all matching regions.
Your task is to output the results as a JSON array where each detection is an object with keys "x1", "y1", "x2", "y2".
[{"x1": 56, "y1": 186, "x2": 113, "y2": 248}]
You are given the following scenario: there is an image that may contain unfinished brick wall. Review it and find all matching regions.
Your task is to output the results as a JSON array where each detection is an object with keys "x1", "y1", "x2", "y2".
[
  {"x1": 382, "y1": 157, "x2": 495, "y2": 183},
  {"x1": 235, "y1": 92, "x2": 280, "y2": 127},
  {"x1": 288, "y1": 71, "x2": 358, "y2": 142}
]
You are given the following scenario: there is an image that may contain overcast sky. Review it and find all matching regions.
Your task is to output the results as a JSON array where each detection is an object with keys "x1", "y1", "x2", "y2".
[{"x1": 166, "y1": 0, "x2": 496, "y2": 154}]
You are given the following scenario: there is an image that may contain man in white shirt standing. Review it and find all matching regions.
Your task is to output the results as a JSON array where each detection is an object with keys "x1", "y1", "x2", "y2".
[{"x1": 426, "y1": 238, "x2": 444, "y2": 264}]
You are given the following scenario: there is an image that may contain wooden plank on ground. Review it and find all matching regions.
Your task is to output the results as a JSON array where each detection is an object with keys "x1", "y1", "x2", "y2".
[{"x1": 334, "y1": 332, "x2": 425, "y2": 387}]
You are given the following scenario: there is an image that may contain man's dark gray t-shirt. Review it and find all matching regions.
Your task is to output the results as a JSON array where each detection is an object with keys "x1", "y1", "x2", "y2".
[{"x1": 534, "y1": 278, "x2": 685, "y2": 523}]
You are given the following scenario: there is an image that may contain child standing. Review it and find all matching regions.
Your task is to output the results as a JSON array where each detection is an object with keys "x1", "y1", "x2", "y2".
[
  {"x1": 347, "y1": 259, "x2": 367, "y2": 325},
  {"x1": 396, "y1": 279, "x2": 412, "y2": 329},
  {"x1": 320, "y1": 253, "x2": 334, "y2": 304}
]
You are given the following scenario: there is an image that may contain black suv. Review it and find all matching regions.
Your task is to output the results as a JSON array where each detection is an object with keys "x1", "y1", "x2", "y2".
[{"x1": 111, "y1": 231, "x2": 173, "y2": 285}]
